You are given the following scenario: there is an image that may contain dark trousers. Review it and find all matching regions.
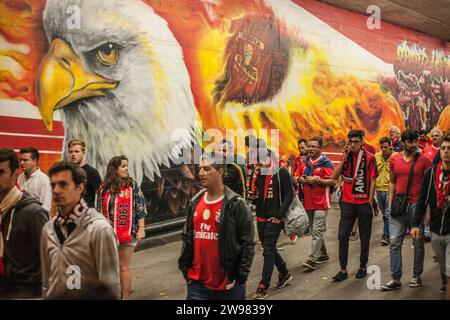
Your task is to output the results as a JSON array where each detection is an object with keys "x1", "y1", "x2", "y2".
[
  {"x1": 186, "y1": 281, "x2": 246, "y2": 300},
  {"x1": 0, "y1": 283, "x2": 42, "y2": 299},
  {"x1": 338, "y1": 201, "x2": 373, "y2": 270},
  {"x1": 257, "y1": 221, "x2": 288, "y2": 288}
]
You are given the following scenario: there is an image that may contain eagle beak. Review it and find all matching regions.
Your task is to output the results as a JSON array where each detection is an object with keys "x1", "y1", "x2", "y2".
[{"x1": 36, "y1": 38, "x2": 118, "y2": 131}]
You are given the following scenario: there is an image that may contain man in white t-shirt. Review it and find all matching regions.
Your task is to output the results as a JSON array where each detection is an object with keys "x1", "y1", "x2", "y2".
[{"x1": 18, "y1": 147, "x2": 52, "y2": 212}]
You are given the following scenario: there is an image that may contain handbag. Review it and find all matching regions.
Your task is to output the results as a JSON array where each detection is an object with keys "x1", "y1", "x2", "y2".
[
  {"x1": 390, "y1": 152, "x2": 419, "y2": 217},
  {"x1": 277, "y1": 170, "x2": 309, "y2": 236}
]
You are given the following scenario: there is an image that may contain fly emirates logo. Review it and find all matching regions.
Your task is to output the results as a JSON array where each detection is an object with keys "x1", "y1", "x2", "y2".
[{"x1": 194, "y1": 222, "x2": 219, "y2": 240}]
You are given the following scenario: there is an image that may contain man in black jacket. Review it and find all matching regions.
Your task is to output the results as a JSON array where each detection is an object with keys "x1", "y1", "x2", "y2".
[
  {"x1": 251, "y1": 148, "x2": 294, "y2": 300},
  {"x1": 411, "y1": 135, "x2": 450, "y2": 299},
  {"x1": 0, "y1": 148, "x2": 48, "y2": 299},
  {"x1": 179, "y1": 152, "x2": 255, "y2": 300},
  {"x1": 219, "y1": 138, "x2": 247, "y2": 199}
]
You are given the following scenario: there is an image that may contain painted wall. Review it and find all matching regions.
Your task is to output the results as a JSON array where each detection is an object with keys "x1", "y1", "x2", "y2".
[{"x1": 0, "y1": 0, "x2": 448, "y2": 223}]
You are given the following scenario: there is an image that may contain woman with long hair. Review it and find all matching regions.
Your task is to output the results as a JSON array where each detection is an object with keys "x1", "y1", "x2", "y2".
[{"x1": 97, "y1": 155, "x2": 147, "y2": 300}]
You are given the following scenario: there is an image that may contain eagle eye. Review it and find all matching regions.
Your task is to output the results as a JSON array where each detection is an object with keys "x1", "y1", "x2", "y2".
[{"x1": 95, "y1": 42, "x2": 120, "y2": 66}]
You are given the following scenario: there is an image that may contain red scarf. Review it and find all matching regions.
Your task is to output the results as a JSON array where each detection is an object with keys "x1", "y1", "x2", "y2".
[
  {"x1": 100, "y1": 186, "x2": 133, "y2": 243},
  {"x1": 262, "y1": 162, "x2": 277, "y2": 202},
  {"x1": 342, "y1": 150, "x2": 372, "y2": 199},
  {"x1": 435, "y1": 162, "x2": 450, "y2": 209}
]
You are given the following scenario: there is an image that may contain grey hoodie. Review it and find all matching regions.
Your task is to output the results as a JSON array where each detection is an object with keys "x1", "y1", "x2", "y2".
[
  {"x1": 1, "y1": 192, "x2": 48, "y2": 284},
  {"x1": 40, "y1": 208, "x2": 121, "y2": 299}
]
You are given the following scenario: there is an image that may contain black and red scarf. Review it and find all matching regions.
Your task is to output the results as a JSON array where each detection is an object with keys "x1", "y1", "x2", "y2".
[
  {"x1": 435, "y1": 162, "x2": 450, "y2": 209},
  {"x1": 100, "y1": 186, "x2": 133, "y2": 243},
  {"x1": 342, "y1": 150, "x2": 371, "y2": 199}
]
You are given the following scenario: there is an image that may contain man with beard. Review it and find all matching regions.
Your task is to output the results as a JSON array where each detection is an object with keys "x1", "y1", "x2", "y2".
[{"x1": 381, "y1": 129, "x2": 432, "y2": 291}]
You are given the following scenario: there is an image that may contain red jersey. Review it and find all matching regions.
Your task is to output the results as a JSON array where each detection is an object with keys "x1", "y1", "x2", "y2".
[
  {"x1": 363, "y1": 143, "x2": 376, "y2": 155},
  {"x1": 422, "y1": 145, "x2": 440, "y2": 162},
  {"x1": 419, "y1": 137, "x2": 432, "y2": 151},
  {"x1": 187, "y1": 193, "x2": 227, "y2": 290},
  {"x1": 297, "y1": 156, "x2": 334, "y2": 210},
  {"x1": 390, "y1": 152, "x2": 432, "y2": 203},
  {"x1": 342, "y1": 152, "x2": 377, "y2": 204}
]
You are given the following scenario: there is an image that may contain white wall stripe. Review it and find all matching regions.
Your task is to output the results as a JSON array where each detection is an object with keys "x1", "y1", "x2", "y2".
[
  {"x1": 0, "y1": 99, "x2": 62, "y2": 121},
  {"x1": 0, "y1": 132, "x2": 64, "y2": 139}
]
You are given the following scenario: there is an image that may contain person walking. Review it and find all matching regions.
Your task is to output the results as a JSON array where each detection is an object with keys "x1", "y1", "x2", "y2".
[
  {"x1": 296, "y1": 137, "x2": 335, "y2": 271},
  {"x1": 411, "y1": 135, "x2": 450, "y2": 298},
  {"x1": 97, "y1": 155, "x2": 147, "y2": 300},
  {"x1": 331, "y1": 130, "x2": 378, "y2": 282},
  {"x1": 179, "y1": 152, "x2": 255, "y2": 300},
  {"x1": 375, "y1": 137, "x2": 394, "y2": 246},
  {"x1": 40, "y1": 161, "x2": 120, "y2": 299},
  {"x1": 381, "y1": 129, "x2": 432, "y2": 291}
]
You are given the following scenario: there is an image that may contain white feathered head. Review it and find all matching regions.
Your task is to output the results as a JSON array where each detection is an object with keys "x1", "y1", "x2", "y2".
[{"x1": 37, "y1": 0, "x2": 198, "y2": 183}]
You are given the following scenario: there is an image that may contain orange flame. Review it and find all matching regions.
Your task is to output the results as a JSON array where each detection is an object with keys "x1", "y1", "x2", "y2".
[{"x1": 0, "y1": 0, "x2": 46, "y2": 105}]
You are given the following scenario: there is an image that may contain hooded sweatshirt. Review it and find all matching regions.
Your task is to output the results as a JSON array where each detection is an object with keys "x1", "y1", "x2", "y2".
[
  {"x1": 0, "y1": 192, "x2": 48, "y2": 284},
  {"x1": 40, "y1": 208, "x2": 121, "y2": 299}
]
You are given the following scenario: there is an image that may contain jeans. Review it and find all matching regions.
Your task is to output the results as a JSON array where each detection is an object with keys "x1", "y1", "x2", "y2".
[
  {"x1": 431, "y1": 232, "x2": 450, "y2": 277},
  {"x1": 389, "y1": 202, "x2": 424, "y2": 280},
  {"x1": 257, "y1": 221, "x2": 288, "y2": 288},
  {"x1": 376, "y1": 191, "x2": 390, "y2": 237},
  {"x1": 306, "y1": 210, "x2": 328, "y2": 262},
  {"x1": 187, "y1": 281, "x2": 246, "y2": 300},
  {"x1": 338, "y1": 202, "x2": 373, "y2": 269}
]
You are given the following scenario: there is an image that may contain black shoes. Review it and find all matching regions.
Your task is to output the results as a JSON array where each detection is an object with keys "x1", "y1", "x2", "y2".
[
  {"x1": 332, "y1": 271, "x2": 348, "y2": 282},
  {"x1": 316, "y1": 256, "x2": 330, "y2": 264},
  {"x1": 253, "y1": 284, "x2": 268, "y2": 300},
  {"x1": 302, "y1": 260, "x2": 316, "y2": 270},
  {"x1": 277, "y1": 271, "x2": 293, "y2": 288},
  {"x1": 355, "y1": 268, "x2": 367, "y2": 279}
]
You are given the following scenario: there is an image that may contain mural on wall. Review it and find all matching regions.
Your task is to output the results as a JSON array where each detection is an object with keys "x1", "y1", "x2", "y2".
[
  {"x1": 386, "y1": 41, "x2": 449, "y2": 131},
  {"x1": 0, "y1": 0, "x2": 449, "y2": 223}
]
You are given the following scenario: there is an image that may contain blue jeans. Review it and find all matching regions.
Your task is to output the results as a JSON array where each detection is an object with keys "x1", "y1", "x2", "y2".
[
  {"x1": 187, "y1": 281, "x2": 246, "y2": 300},
  {"x1": 376, "y1": 191, "x2": 390, "y2": 237},
  {"x1": 389, "y1": 202, "x2": 424, "y2": 280}
]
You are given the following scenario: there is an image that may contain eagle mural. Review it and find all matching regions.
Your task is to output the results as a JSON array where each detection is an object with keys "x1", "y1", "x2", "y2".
[{"x1": 36, "y1": 0, "x2": 200, "y2": 221}]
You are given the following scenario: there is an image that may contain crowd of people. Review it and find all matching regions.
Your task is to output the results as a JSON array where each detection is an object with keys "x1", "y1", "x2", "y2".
[
  {"x1": 0, "y1": 139, "x2": 147, "y2": 299},
  {"x1": 0, "y1": 126, "x2": 449, "y2": 301}
]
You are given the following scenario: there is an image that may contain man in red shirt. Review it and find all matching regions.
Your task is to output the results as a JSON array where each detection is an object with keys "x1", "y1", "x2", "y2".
[
  {"x1": 381, "y1": 129, "x2": 432, "y2": 291},
  {"x1": 331, "y1": 130, "x2": 378, "y2": 282},
  {"x1": 418, "y1": 130, "x2": 432, "y2": 151},
  {"x1": 179, "y1": 153, "x2": 255, "y2": 300},
  {"x1": 422, "y1": 129, "x2": 443, "y2": 162},
  {"x1": 296, "y1": 137, "x2": 335, "y2": 271}
]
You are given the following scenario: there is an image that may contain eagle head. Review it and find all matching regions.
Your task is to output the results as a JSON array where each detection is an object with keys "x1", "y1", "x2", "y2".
[{"x1": 37, "y1": 0, "x2": 198, "y2": 183}]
